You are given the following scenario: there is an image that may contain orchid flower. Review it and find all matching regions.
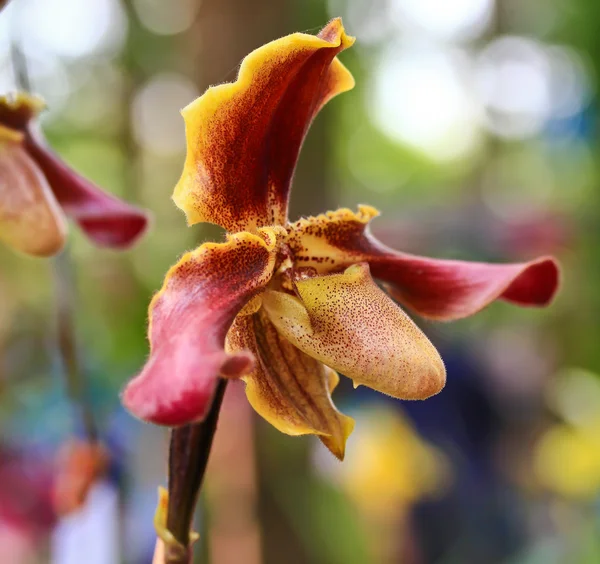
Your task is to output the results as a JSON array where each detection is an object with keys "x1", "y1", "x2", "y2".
[
  {"x1": 123, "y1": 19, "x2": 559, "y2": 460},
  {"x1": 0, "y1": 93, "x2": 148, "y2": 256}
]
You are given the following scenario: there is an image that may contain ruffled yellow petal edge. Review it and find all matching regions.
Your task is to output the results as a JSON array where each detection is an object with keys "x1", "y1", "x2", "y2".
[
  {"x1": 172, "y1": 18, "x2": 355, "y2": 232},
  {"x1": 290, "y1": 204, "x2": 379, "y2": 232},
  {"x1": 179, "y1": 18, "x2": 355, "y2": 131},
  {"x1": 288, "y1": 205, "x2": 379, "y2": 271}
]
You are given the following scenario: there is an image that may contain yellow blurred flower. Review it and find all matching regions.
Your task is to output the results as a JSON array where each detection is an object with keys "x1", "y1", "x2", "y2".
[
  {"x1": 337, "y1": 404, "x2": 449, "y2": 518},
  {"x1": 534, "y1": 368, "x2": 600, "y2": 499},
  {"x1": 535, "y1": 423, "x2": 600, "y2": 498}
]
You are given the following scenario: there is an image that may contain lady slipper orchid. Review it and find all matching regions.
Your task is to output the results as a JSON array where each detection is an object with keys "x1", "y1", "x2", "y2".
[
  {"x1": 123, "y1": 19, "x2": 559, "y2": 460},
  {"x1": 0, "y1": 93, "x2": 148, "y2": 256}
]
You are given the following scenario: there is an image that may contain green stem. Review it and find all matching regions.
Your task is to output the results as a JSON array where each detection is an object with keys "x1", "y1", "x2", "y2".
[
  {"x1": 53, "y1": 248, "x2": 98, "y2": 441},
  {"x1": 10, "y1": 14, "x2": 31, "y2": 92}
]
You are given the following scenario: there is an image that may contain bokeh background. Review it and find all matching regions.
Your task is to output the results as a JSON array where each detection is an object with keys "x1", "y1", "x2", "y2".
[{"x1": 0, "y1": 0, "x2": 598, "y2": 562}]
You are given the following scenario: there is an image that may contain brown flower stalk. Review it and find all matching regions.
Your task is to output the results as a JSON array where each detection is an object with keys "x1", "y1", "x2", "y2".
[{"x1": 155, "y1": 379, "x2": 228, "y2": 564}]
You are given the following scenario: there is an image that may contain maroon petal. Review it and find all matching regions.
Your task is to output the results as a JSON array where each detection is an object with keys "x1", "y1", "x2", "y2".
[
  {"x1": 370, "y1": 253, "x2": 560, "y2": 321},
  {"x1": 25, "y1": 131, "x2": 148, "y2": 249},
  {"x1": 288, "y1": 206, "x2": 560, "y2": 321},
  {"x1": 122, "y1": 229, "x2": 281, "y2": 426}
]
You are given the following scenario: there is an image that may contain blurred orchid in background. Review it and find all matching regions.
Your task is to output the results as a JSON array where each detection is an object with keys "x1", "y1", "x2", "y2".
[
  {"x1": 122, "y1": 18, "x2": 559, "y2": 461},
  {"x1": 0, "y1": 92, "x2": 148, "y2": 257},
  {"x1": 0, "y1": 445, "x2": 56, "y2": 563}
]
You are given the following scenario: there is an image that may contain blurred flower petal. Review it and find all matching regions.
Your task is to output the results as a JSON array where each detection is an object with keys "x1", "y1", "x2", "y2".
[
  {"x1": 53, "y1": 440, "x2": 109, "y2": 516},
  {"x1": 173, "y1": 18, "x2": 355, "y2": 232},
  {"x1": 227, "y1": 309, "x2": 354, "y2": 460},
  {"x1": 25, "y1": 131, "x2": 149, "y2": 249},
  {"x1": 262, "y1": 263, "x2": 446, "y2": 400},
  {"x1": 123, "y1": 229, "x2": 282, "y2": 426},
  {"x1": 0, "y1": 137, "x2": 67, "y2": 256},
  {"x1": 535, "y1": 424, "x2": 600, "y2": 498}
]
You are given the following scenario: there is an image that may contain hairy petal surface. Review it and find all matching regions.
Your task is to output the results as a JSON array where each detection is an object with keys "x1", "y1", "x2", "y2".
[
  {"x1": 122, "y1": 229, "x2": 282, "y2": 426},
  {"x1": 0, "y1": 93, "x2": 148, "y2": 249},
  {"x1": 227, "y1": 309, "x2": 354, "y2": 460},
  {"x1": 173, "y1": 18, "x2": 355, "y2": 232},
  {"x1": 288, "y1": 206, "x2": 560, "y2": 321},
  {"x1": 262, "y1": 263, "x2": 446, "y2": 400},
  {"x1": 0, "y1": 137, "x2": 67, "y2": 256}
]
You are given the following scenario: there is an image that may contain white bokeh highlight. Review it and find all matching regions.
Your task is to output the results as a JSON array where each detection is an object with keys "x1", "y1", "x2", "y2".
[
  {"x1": 133, "y1": 0, "x2": 199, "y2": 36},
  {"x1": 132, "y1": 73, "x2": 198, "y2": 155},
  {"x1": 18, "y1": 0, "x2": 127, "y2": 59},
  {"x1": 391, "y1": 0, "x2": 494, "y2": 42},
  {"x1": 371, "y1": 44, "x2": 482, "y2": 162}
]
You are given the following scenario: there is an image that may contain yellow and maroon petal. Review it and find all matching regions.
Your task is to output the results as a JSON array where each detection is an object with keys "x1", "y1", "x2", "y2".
[
  {"x1": 0, "y1": 93, "x2": 149, "y2": 249},
  {"x1": 226, "y1": 309, "x2": 354, "y2": 460},
  {"x1": 0, "y1": 133, "x2": 67, "y2": 256},
  {"x1": 262, "y1": 263, "x2": 446, "y2": 401},
  {"x1": 122, "y1": 229, "x2": 282, "y2": 426},
  {"x1": 172, "y1": 18, "x2": 355, "y2": 232},
  {"x1": 288, "y1": 206, "x2": 560, "y2": 321}
]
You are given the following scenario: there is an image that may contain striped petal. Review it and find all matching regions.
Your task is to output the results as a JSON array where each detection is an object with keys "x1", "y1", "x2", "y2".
[
  {"x1": 122, "y1": 229, "x2": 282, "y2": 426},
  {"x1": 0, "y1": 92, "x2": 149, "y2": 249},
  {"x1": 173, "y1": 18, "x2": 355, "y2": 232},
  {"x1": 0, "y1": 135, "x2": 67, "y2": 256},
  {"x1": 227, "y1": 308, "x2": 354, "y2": 460},
  {"x1": 262, "y1": 263, "x2": 446, "y2": 400},
  {"x1": 288, "y1": 206, "x2": 560, "y2": 321}
]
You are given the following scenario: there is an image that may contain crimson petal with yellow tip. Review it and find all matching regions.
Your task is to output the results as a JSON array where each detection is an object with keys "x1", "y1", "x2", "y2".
[
  {"x1": 173, "y1": 18, "x2": 355, "y2": 232},
  {"x1": 122, "y1": 231, "x2": 280, "y2": 426},
  {"x1": 262, "y1": 263, "x2": 446, "y2": 400},
  {"x1": 288, "y1": 206, "x2": 560, "y2": 321},
  {"x1": 227, "y1": 309, "x2": 354, "y2": 460}
]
